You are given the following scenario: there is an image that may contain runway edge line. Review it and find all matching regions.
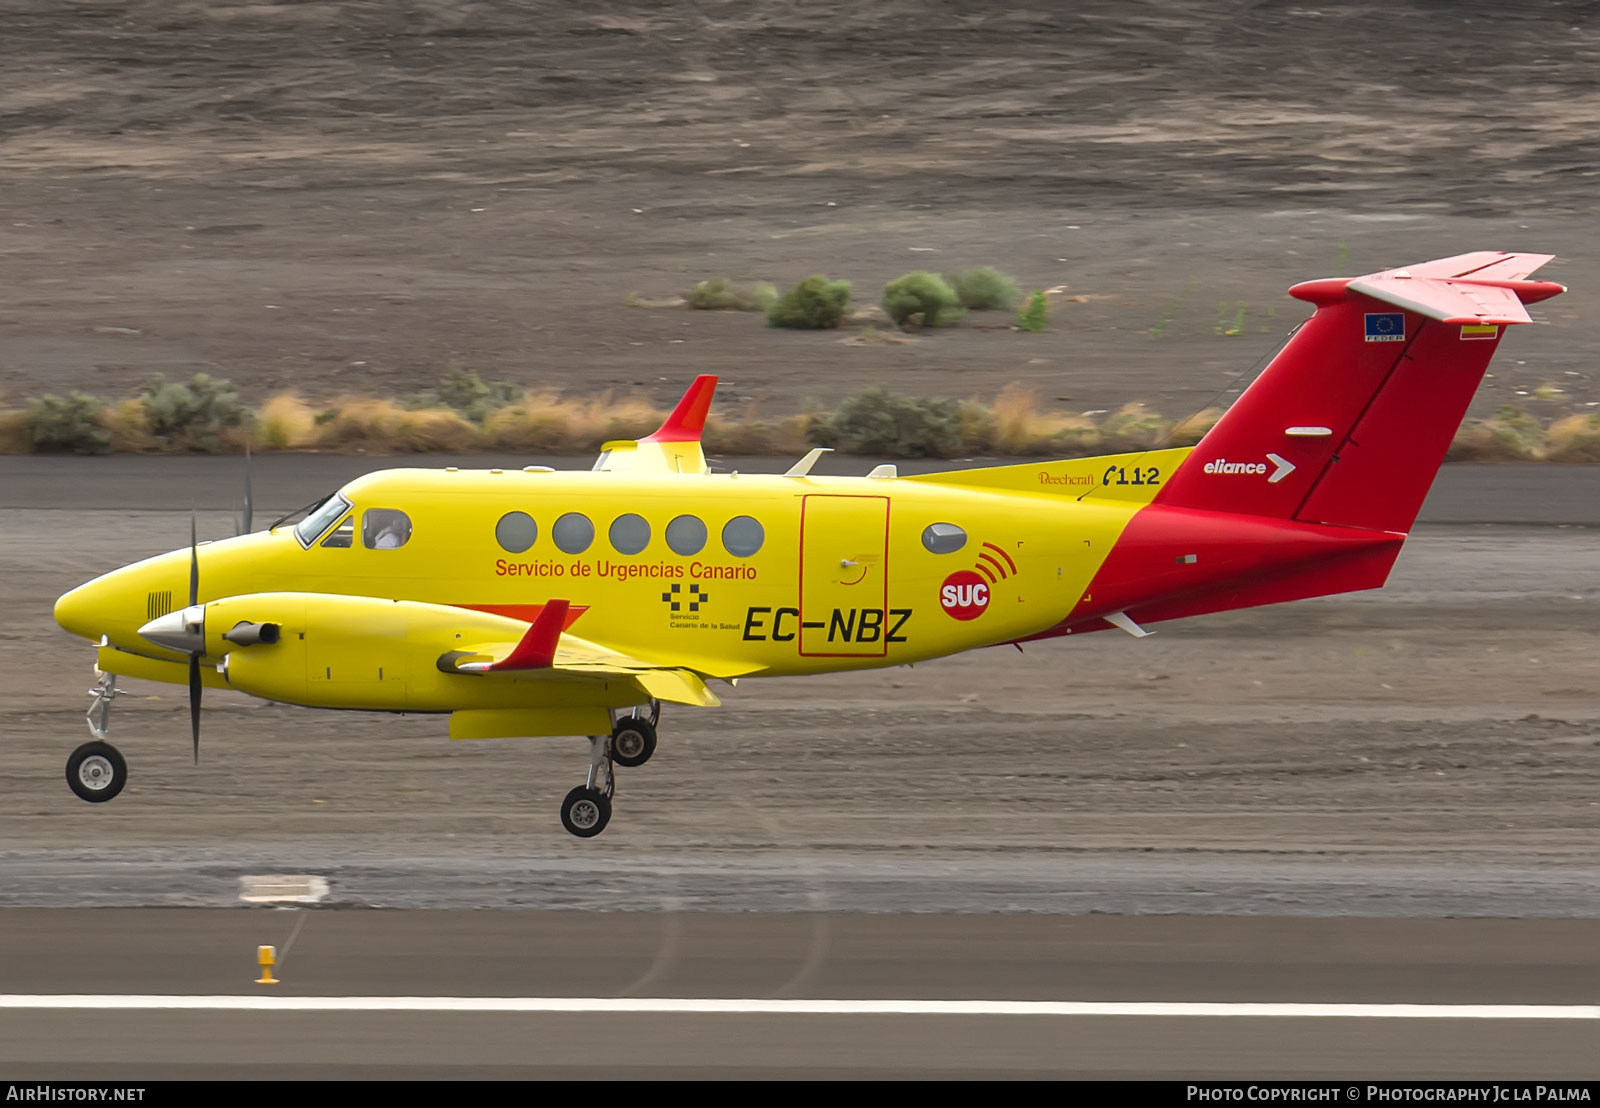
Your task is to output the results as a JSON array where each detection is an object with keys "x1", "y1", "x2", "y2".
[{"x1": 0, "y1": 997, "x2": 1595, "y2": 1019}]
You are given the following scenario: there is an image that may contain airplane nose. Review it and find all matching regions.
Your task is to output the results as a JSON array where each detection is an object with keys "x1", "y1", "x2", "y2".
[
  {"x1": 54, "y1": 581, "x2": 102, "y2": 641},
  {"x1": 138, "y1": 605, "x2": 205, "y2": 654}
]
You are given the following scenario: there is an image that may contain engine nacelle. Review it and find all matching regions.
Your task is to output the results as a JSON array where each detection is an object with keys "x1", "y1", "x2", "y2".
[{"x1": 197, "y1": 591, "x2": 617, "y2": 713}]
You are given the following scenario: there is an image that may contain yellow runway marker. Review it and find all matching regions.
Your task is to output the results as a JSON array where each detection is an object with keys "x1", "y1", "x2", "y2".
[{"x1": 255, "y1": 945, "x2": 278, "y2": 986}]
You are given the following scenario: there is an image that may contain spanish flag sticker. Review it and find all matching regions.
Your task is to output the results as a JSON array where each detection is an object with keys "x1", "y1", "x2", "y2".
[{"x1": 1459, "y1": 324, "x2": 1500, "y2": 341}]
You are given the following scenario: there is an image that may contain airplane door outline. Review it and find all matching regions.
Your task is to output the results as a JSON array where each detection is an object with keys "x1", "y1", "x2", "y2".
[{"x1": 798, "y1": 494, "x2": 890, "y2": 658}]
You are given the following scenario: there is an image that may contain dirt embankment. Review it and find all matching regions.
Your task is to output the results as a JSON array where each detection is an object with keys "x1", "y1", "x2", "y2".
[{"x1": 1, "y1": 1, "x2": 1596, "y2": 426}]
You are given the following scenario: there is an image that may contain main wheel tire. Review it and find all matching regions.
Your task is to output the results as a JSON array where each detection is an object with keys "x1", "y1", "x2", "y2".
[
  {"x1": 560, "y1": 785, "x2": 612, "y2": 838},
  {"x1": 610, "y1": 716, "x2": 657, "y2": 768},
  {"x1": 66, "y1": 741, "x2": 126, "y2": 803}
]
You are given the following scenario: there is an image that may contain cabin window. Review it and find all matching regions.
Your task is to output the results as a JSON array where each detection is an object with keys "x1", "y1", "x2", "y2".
[
  {"x1": 722, "y1": 515, "x2": 764, "y2": 558},
  {"x1": 295, "y1": 493, "x2": 350, "y2": 547},
  {"x1": 320, "y1": 516, "x2": 355, "y2": 549},
  {"x1": 609, "y1": 513, "x2": 651, "y2": 555},
  {"x1": 552, "y1": 512, "x2": 595, "y2": 555},
  {"x1": 494, "y1": 511, "x2": 538, "y2": 554},
  {"x1": 364, "y1": 509, "x2": 413, "y2": 550},
  {"x1": 921, "y1": 522, "x2": 967, "y2": 554},
  {"x1": 665, "y1": 514, "x2": 707, "y2": 556}
]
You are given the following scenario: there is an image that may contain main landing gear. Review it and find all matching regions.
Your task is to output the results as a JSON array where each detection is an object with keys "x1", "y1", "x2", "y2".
[
  {"x1": 67, "y1": 670, "x2": 127, "y2": 803},
  {"x1": 559, "y1": 702, "x2": 659, "y2": 838}
]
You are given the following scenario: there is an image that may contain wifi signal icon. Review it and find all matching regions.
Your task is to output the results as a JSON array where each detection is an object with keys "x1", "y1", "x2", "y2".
[{"x1": 973, "y1": 542, "x2": 1017, "y2": 585}]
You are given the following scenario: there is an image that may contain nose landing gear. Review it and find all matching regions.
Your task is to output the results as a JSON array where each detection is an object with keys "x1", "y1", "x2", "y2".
[
  {"x1": 67, "y1": 669, "x2": 127, "y2": 803},
  {"x1": 67, "y1": 740, "x2": 126, "y2": 803}
]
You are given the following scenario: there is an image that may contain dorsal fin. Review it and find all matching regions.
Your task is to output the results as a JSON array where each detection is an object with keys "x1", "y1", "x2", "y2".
[
  {"x1": 643, "y1": 374, "x2": 717, "y2": 442},
  {"x1": 592, "y1": 375, "x2": 718, "y2": 475}
]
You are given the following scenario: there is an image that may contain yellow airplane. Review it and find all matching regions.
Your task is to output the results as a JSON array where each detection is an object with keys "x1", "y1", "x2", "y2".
[{"x1": 53, "y1": 251, "x2": 1565, "y2": 835}]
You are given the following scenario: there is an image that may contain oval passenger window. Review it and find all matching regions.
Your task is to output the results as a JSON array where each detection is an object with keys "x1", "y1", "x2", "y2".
[{"x1": 921, "y1": 522, "x2": 967, "y2": 554}]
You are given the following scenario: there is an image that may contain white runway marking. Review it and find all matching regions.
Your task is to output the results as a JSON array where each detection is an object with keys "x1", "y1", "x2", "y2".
[{"x1": 0, "y1": 996, "x2": 1594, "y2": 1019}]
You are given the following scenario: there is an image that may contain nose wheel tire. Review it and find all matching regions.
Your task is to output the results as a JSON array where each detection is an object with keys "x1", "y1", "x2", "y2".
[
  {"x1": 561, "y1": 786, "x2": 612, "y2": 838},
  {"x1": 66, "y1": 740, "x2": 126, "y2": 803},
  {"x1": 610, "y1": 717, "x2": 657, "y2": 768}
]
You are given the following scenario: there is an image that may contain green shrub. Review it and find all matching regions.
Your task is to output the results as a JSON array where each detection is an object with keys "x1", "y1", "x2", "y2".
[
  {"x1": 1017, "y1": 290, "x2": 1047, "y2": 332},
  {"x1": 27, "y1": 392, "x2": 111, "y2": 454},
  {"x1": 688, "y1": 277, "x2": 778, "y2": 312},
  {"x1": 767, "y1": 275, "x2": 853, "y2": 329},
  {"x1": 817, "y1": 386, "x2": 966, "y2": 458},
  {"x1": 141, "y1": 373, "x2": 251, "y2": 451},
  {"x1": 945, "y1": 266, "x2": 1021, "y2": 310},
  {"x1": 419, "y1": 366, "x2": 522, "y2": 423},
  {"x1": 881, "y1": 271, "x2": 961, "y2": 328}
]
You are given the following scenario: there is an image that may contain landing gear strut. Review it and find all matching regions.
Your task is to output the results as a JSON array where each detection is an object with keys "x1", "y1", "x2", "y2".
[
  {"x1": 68, "y1": 669, "x2": 128, "y2": 803},
  {"x1": 558, "y1": 702, "x2": 662, "y2": 837}
]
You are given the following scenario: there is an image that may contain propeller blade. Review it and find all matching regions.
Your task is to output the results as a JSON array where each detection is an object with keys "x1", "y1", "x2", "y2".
[
  {"x1": 241, "y1": 444, "x2": 253, "y2": 535},
  {"x1": 187, "y1": 511, "x2": 203, "y2": 763},
  {"x1": 188, "y1": 654, "x2": 202, "y2": 764},
  {"x1": 189, "y1": 511, "x2": 199, "y2": 608}
]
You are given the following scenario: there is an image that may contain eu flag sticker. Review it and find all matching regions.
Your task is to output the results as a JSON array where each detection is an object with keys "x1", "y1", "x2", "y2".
[{"x1": 1364, "y1": 313, "x2": 1405, "y2": 342}]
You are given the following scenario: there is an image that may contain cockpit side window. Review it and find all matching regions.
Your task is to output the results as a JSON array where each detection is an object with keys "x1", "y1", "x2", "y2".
[
  {"x1": 295, "y1": 493, "x2": 351, "y2": 547},
  {"x1": 320, "y1": 516, "x2": 355, "y2": 549},
  {"x1": 363, "y1": 509, "x2": 413, "y2": 550}
]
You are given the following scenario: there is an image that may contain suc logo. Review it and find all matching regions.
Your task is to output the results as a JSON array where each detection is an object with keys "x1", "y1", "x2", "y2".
[{"x1": 940, "y1": 570, "x2": 990, "y2": 621}]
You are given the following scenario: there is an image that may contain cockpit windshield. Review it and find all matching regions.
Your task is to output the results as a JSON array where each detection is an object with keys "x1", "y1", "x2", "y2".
[{"x1": 293, "y1": 492, "x2": 352, "y2": 547}]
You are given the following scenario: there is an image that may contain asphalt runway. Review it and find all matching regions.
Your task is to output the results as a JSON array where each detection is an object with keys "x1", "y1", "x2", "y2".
[{"x1": 0, "y1": 911, "x2": 1596, "y2": 1078}]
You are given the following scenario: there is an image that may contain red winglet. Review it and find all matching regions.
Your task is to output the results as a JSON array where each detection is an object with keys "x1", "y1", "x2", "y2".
[
  {"x1": 490, "y1": 599, "x2": 569, "y2": 671},
  {"x1": 642, "y1": 375, "x2": 717, "y2": 442}
]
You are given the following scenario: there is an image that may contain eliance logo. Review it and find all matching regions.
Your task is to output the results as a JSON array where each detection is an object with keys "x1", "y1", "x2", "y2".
[
  {"x1": 1203, "y1": 453, "x2": 1297, "y2": 484},
  {"x1": 1203, "y1": 458, "x2": 1265, "y2": 475}
]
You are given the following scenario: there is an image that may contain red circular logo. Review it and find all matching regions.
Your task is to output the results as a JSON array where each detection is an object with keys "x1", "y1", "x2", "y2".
[{"x1": 940, "y1": 570, "x2": 990, "y2": 620}]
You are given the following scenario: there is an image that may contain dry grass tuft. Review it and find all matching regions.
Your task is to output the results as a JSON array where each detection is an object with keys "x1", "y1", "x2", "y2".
[
  {"x1": 257, "y1": 393, "x2": 319, "y2": 449},
  {"x1": 1099, "y1": 402, "x2": 1169, "y2": 452},
  {"x1": 306, "y1": 398, "x2": 480, "y2": 453},
  {"x1": 0, "y1": 400, "x2": 27, "y2": 454},
  {"x1": 1447, "y1": 405, "x2": 1546, "y2": 461},
  {"x1": 1168, "y1": 406, "x2": 1224, "y2": 446},
  {"x1": 840, "y1": 327, "x2": 919, "y2": 346},
  {"x1": 483, "y1": 391, "x2": 660, "y2": 453},
  {"x1": 104, "y1": 398, "x2": 158, "y2": 452},
  {"x1": 984, "y1": 383, "x2": 1100, "y2": 455},
  {"x1": 1543, "y1": 412, "x2": 1600, "y2": 462}
]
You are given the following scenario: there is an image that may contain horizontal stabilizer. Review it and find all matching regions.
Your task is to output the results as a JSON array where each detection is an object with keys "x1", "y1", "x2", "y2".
[{"x1": 1345, "y1": 274, "x2": 1532, "y2": 325}]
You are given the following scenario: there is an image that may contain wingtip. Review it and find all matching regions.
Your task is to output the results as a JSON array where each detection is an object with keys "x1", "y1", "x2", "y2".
[{"x1": 643, "y1": 375, "x2": 718, "y2": 443}]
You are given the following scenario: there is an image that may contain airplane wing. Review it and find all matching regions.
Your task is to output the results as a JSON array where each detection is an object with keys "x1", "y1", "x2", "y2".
[
  {"x1": 439, "y1": 599, "x2": 741, "y2": 706},
  {"x1": 591, "y1": 374, "x2": 717, "y2": 475}
]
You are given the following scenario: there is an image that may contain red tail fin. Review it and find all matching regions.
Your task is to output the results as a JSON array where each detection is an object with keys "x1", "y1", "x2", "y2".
[{"x1": 1155, "y1": 253, "x2": 1562, "y2": 533}]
